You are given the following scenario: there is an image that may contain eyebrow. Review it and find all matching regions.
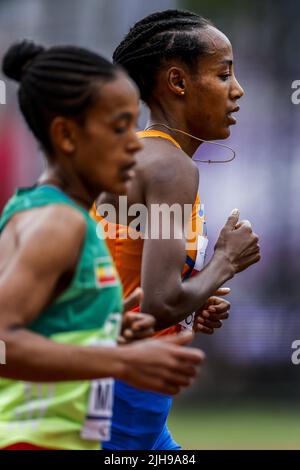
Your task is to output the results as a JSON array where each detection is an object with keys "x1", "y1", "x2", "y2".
[
  {"x1": 112, "y1": 112, "x2": 133, "y2": 121},
  {"x1": 218, "y1": 59, "x2": 233, "y2": 66}
]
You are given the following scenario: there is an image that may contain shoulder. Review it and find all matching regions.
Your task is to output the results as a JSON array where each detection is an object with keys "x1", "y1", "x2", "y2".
[
  {"x1": 13, "y1": 204, "x2": 86, "y2": 269},
  {"x1": 21, "y1": 204, "x2": 85, "y2": 239},
  {"x1": 136, "y1": 138, "x2": 199, "y2": 203}
]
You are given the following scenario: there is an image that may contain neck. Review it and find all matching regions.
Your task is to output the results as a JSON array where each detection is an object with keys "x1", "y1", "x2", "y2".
[
  {"x1": 147, "y1": 105, "x2": 202, "y2": 157},
  {"x1": 38, "y1": 162, "x2": 98, "y2": 210}
]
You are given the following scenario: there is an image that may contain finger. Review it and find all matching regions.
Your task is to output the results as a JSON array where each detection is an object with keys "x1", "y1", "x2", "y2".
[
  {"x1": 131, "y1": 315, "x2": 156, "y2": 331},
  {"x1": 160, "y1": 334, "x2": 205, "y2": 363},
  {"x1": 236, "y1": 252, "x2": 261, "y2": 272},
  {"x1": 154, "y1": 381, "x2": 181, "y2": 396},
  {"x1": 122, "y1": 312, "x2": 156, "y2": 334},
  {"x1": 237, "y1": 219, "x2": 252, "y2": 230},
  {"x1": 122, "y1": 312, "x2": 136, "y2": 329},
  {"x1": 162, "y1": 360, "x2": 201, "y2": 382},
  {"x1": 196, "y1": 325, "x2": 214, "y2": 334},
  {"x1": 172, "y1": 345, "x2": 206, "y2": 364},
  {"x1": 208, "y1": 300, "x2": 230, "y2": 312},
  {"x1": 201, "y1": 320, "x2": 222, "y2": 329},
  {"x1": 240, "y1": 244, "x2": 260, "y2": 258},
  {"x1": 200, "y1": 309, "x2": 211, "y2": 318},
  {"x1": 162, "y1": 372, "x2": 196, "y2": 388},
  {"x1": 161, "y1": 386, "x2": 181, "y2": 396},
  {"x1": 123, "y1": 287, "x2": 143, "y2": 313},
  {"x1": 164, "y1": 331, "x2": 193, "y2": 346},
  {"x1": 224, "y1": 208, "x2": 240, "y2": 230},
  {"x1": 203, "y1": 312, "x2": 229, "y2": 321},
  {"x1": 129, "y1": 329, "x2": 155, "y2": 340},
  {"x1": 202, "y1": 302, "x2": 229, "y2": 316},
  {"x1": 148, "y1": 371, "x2": 196, "y2": 395},
  {"x1": 207, "y1": 305, "x2": 217, "y2": 312},
  {"x1": 121, "y1": 312, "x2": 136, "y2": 332},
  {"x1": 169, "y1": 362, "x2": 198, "y2": 377},
  {"x1": 123, "y1": 328, "x2": 134, "y2": 339},
  {"x1": 117, "y1": 335, "x2": 127, "y2": 345},
  {"x1": 213, "y1": 287, "x2": 231, "y2": 296},
  {"x1": 139, "y1": 376, "x2": 181, "y2": 396},
  {"x1": 207, "y1": 295, "x2": 230, "y2": 306}
]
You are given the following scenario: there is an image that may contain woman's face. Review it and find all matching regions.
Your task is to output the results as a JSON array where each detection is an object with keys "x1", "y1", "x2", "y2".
[
  {"x1": 185, "y1": 26, "x2": 244, "y2": 140},
  {"x1": 72, "y1": 73, "x2": 142, "y2": 195}
]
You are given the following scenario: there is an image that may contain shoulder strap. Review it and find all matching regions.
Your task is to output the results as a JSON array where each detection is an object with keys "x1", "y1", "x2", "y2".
[{"x1": 137, "y1": 130, "x2": 182, "y2": 149}]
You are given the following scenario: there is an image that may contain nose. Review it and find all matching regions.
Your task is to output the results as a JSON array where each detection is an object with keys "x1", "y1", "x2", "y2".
[
  {"x1": 231, "y1": 75, "x2": 244, "y2": 101},
  {"x1": 128, "y1": 132, "x2": 143, "y2": 154}
]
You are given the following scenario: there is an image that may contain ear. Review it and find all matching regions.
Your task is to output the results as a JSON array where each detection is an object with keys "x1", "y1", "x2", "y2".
[
  {"x1": 50, "y1": 117, "x2": 78, "y2": 154},
  {"x1": 167, "y1": 66, "x2": 187, "y2": 97}
]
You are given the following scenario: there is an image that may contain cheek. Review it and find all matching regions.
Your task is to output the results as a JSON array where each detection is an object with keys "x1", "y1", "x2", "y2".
[
  {"x1": 75, "y1": 138, "x2": 115, "y2": 180},
  {"x1": 194, "y1": 79, "x2": 227, "y2": 111}
]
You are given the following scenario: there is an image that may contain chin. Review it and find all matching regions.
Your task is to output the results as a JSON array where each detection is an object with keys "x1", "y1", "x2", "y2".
[
  {"x1": 214, "y1": 127, "x2": 231, "y2": 140},
  {"x1": 112, "y1": 182, "x2": 129, "y2": 196},
  {"x1": 223, "y1": 128, "x2": 231, "y2": 139}
]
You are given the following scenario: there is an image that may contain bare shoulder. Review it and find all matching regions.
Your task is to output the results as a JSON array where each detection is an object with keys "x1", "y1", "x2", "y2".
[
  {"x1": 12, "y1": 204, "x2": 86, "y2": 268},
  {"x1": 137, "y1": 138, "x2": 199, "y2": 202},
  {"x1": 17, "y1": 204, "x2": 85, "y2": 239}
]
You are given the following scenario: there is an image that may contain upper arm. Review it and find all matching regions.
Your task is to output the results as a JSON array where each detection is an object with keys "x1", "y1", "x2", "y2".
[
  {"x1": 140, "y1": 149, "x2": 199, "y2": 317},
  {"x1": 0, "y1": 205, "x2": 85, "y2": 329}
]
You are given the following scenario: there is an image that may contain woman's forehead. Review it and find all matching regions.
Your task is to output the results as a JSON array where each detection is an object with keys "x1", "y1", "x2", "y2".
[
  {"x1": 91, "y1": 75, "x2": 139, "y2": 116},
  {"x1": 197, "y1": 25, "x2": 232, "y2": 57},
  {"x1": 93, "y1": 76, "x2": 139, "y2": 112}
]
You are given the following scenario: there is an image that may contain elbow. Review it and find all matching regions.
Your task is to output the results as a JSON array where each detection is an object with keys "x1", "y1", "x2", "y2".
[{"x1": 141, "y1": 289, "x2": 185, "y2": 330}]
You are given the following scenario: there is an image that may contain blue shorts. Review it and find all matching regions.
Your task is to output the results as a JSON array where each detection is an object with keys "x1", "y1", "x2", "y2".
[{"x1": 102, "y1": 380, "x2": 181, "y2": 450}]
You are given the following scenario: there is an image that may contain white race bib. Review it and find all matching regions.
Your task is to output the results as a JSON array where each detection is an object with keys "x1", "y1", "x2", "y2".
[
  {"x1": 81, "y1": 378, "x2": 114, "y2": 442},
  {"x1": 180, "y1": 235, "x2": 209, "y2": 331}
]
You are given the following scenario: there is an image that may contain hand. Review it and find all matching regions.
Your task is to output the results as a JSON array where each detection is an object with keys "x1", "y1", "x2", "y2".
[
  {"x1": 122, "y1": 287, "x2": 143, "y2": 313},
  {"x1": 120, "y1": 287, "x2": 155, "y2": 344},
  {"x1": 194, "y1": 287, "x2": 231, "y2": 334},
  {"x1": 119, "y1": 332, "x2": 205, "y2": 395},
  {"x1": 214, "y1": 209, "x2": 260, "y2": 275},
  {"x1": 119, "y1": 312, "x2": 155, "y2": 344}
]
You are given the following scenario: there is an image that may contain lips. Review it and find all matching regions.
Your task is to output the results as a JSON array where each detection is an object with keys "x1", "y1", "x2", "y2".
[
  {"x1": 226, "y1": 106, "x2": 240, "y2": 125},
  {"x1": 120, "y1": 161, "x2": 136, "y2": 182}
]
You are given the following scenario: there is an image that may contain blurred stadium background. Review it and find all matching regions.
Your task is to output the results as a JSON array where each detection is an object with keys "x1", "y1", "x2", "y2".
[{"x1": 0, "y1": 0, "x2": 300, "y2": 449}]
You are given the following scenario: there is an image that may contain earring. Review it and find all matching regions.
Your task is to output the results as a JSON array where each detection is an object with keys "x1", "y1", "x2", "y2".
[{"x1": 180, "y1": 91, "x2": 185, "y2": 96}]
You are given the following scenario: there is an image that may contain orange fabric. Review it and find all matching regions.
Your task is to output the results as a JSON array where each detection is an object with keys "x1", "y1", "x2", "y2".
[
  {"x1": 136, "y1": 130, "x2": 182, "y2": 149},
  {"x1": 92, "y1": 204, "x2": 143, "y2": 300},
  {"x1": 91, "y1": 131, "x2": 204, "y2": 336}
]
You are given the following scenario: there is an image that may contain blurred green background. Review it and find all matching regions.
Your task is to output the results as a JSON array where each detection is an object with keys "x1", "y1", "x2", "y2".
[{"x1": 169, "y1": 404, "x2": 300, "y2": 450}]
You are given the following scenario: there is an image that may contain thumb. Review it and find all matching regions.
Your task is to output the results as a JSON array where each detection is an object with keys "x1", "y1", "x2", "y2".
[
  {"x1": 213, "y1": 287, "x2": 231, "y2": 296},
  {"x1": 224, "y1": 208, "x2": 240, "y2": 230},
  {"x1": 164, "y1": 331, "x2": 194, "y2": 346},
  {"x1": 123, "y1": 287, "x2": 143, "y2": 313}
]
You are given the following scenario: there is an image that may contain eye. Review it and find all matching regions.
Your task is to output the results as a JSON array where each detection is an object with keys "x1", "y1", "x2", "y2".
[
  {"x1": 113, "y1": 114, "x2": 139, "y2": 134},
  {"x1": 219, "y1": 73, "x2": 231, "y2": 81},
  {"x1": 115, "y1": 126, "x2": 128, "y2": 134},
  {"x1": 114, "y1": 117, "x2": 133, "y2": 134}
]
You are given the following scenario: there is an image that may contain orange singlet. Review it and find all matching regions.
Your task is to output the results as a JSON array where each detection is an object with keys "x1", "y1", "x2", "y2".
[{"x1": 91, "y1": 131, "x2": 208, "y2": 335}]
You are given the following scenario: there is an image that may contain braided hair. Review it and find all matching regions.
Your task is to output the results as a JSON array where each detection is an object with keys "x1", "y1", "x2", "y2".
[
  {"x1": 2, "y1": 41, "x2": 119, "y2": 153},
  {"x1": 113, "y1": 9, "x2": 213, "y2": 102}
]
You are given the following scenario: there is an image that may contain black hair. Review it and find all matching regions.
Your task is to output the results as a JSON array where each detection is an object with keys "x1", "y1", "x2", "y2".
[
  {"x1": 2, "y1": 41, "x2": 119, "y2": 153},
  {"x1": 113, "y1": 9, "x2": 213, "y2": 102}
]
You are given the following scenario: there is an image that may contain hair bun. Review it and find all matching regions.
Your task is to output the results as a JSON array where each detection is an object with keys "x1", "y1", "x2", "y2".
[{"x1": 2, "y1": 40, "x2": 45, "y2": 82}]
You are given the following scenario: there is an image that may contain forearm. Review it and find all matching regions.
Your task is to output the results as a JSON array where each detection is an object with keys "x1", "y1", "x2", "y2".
[
  {"x1": 143, "y1": 251, "x2": 234, "y2": 330},
  {"x1": 0, "y1": 328, "x2": 125, "y2": 382}
]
